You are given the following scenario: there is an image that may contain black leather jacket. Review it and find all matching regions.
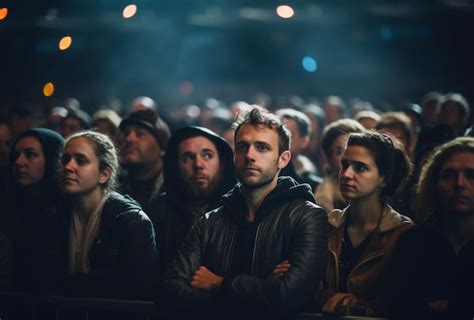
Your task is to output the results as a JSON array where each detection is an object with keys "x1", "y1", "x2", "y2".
[{"x1": 161, "y1": 177, "x2": 328, "y2": 318}]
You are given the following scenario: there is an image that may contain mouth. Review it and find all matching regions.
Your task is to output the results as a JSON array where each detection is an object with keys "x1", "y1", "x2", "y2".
[
  {"x1": 62, "y1": 177, "x2": 77, "y2": 184},
  {"x1": 340, "y1": 183, "x2": 356, "y2": 190},
  {"x1": 15, "y1": 171, "x2": 29, "y2": 178}
]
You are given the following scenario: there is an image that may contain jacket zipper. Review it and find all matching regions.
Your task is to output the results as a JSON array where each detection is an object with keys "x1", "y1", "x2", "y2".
[
  {"x1": 250, "y1": 224, "x2": 261, "y2": 275},
  {"x1": 224, "y1": 226, "x2": 237, "y2": 270}
]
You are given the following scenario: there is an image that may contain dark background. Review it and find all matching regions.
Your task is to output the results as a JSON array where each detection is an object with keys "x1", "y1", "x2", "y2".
[{"x1": 1, "y1": 0, "x2": 473, "y2": 114}]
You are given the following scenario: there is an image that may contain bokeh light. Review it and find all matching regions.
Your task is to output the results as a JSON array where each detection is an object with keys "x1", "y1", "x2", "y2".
[
  {"x1": 276, "y1": 5, "x2": 294, "y2": 19},
  {"x1": 0, "y1": 8, "x2": 8, "y2": 20},
  {"x1": 43, "y1": 82, "x2": 55, "y2": 97},
  {"x1": 59, "y1": 36, "x2": 72, "y2": 50},
  {"x1": 123, "y1": 4, "x2": 138, "y2": 19},
  {"x1": 302, "y1": 56, "x2": 318, "y2": 72}
]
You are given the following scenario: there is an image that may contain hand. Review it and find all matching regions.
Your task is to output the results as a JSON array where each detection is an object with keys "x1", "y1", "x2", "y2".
[
  {"x1": 191, "y1": 266, "x2": 223, "y2": 291},
  {"x1": 272, "y1": 260, "x2": 291, "y2": 279}
]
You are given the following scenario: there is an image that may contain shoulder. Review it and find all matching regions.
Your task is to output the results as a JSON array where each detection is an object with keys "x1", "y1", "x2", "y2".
[
  {"x1": 103, "y1": 192, "x2": 152, "y2": 224},
  {"x1": 379, "y1": 205, "x2": 414, "y2": 233}
]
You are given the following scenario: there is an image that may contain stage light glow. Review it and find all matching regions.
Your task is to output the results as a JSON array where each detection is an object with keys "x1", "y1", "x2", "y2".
[
  {"x1": 43, "y1": 82, "x2": 55, "y2": 97},
  {"x1": 276, "y1": 5, "x2": 294, "y2": 19},
  {"x1": 302, "y1": 56, "x2": 318, "y2": 72},
  {"x1": 0, "y1": 8, "x2": 8, "y2": 20},
  {"x1": 123, "y1": 4, "x2": 137, "y2": 19},
  {"x1": 59, "y1": 36, "x2": 72, "y2": 50}
]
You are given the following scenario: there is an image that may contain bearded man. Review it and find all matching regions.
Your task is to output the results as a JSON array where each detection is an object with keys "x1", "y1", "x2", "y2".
[{"x1": 148, "y1": 126, "x2": 236, "y2": 275}]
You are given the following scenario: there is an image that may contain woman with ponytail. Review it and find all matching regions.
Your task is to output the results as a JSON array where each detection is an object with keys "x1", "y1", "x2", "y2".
[{"x1": 311, "y1": 131, "x2": 414, "y2": 316}]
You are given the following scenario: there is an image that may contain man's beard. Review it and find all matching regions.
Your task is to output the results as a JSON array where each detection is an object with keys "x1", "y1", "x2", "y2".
[
  {"x1": 180, "y1": 175, "x2": 222, "y2": 202},
  {"x1": 237, "y1": 164, "x2": 279, "y2": 190}
]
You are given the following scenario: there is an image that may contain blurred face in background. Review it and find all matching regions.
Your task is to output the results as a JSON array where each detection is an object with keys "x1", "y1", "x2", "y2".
[
  {"x1": 437, "y1": 151, "x2": 474, "y2": 216},
  {"x1": 13, "y1": 136, "x2": 45, "y2": 187},
  {"x1": 0, "y1": 123, "x2": 12, "y2": 167}
]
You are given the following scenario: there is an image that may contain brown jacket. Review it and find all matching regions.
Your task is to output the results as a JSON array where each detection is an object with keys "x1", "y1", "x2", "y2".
[{"x1": 313, "y1": 204, "x2": 414, "y2": 316}]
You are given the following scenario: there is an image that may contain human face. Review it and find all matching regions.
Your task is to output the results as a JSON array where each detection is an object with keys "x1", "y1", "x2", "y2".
[
  {"x1": 439, "y1": 102, "x2": 464, "y2": 133},
  {"x1": 0, "y1": 124, "x2": 12, "y2": 167},
  {"x1": 12, "y1": 136, "x2": 45, "y2": 187},
  {"x1": 120, "y1": 124, "x2": 164, "y2": 169},
  {"x1": 284, "y1": 119, "x2": 308, "y2": 157},
  {"x1": 328, "y1": 134, "x2": 349, "y2": 173},
  {"x1": 60, "y1": 117, "x2": 82, "y2": 138},
  {"x1": 436, "y1": 151, "x2": 474, "y2": 215},
  {"x1": 234, "y1": 124, "x2": 290, "y2": 190},
  {"x1": 339, "y1": 145, "x2": 384, "y2": 201},
  {"x1": 60, "y1": 137, "x2": 108, "y2": 196},
  {"x1": 178, "y1": 136, "x2": 222, "y2": 199}
]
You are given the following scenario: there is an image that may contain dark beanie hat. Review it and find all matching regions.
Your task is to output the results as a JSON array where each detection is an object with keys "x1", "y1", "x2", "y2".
[{"x1": 119, "y1": 109, "x2": 171, "y2": 150}]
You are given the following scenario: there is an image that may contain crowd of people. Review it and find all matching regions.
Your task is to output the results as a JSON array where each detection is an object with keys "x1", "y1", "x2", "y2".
[{"x1": 0, "y1": 91, "x2": 473, "y2": 319}]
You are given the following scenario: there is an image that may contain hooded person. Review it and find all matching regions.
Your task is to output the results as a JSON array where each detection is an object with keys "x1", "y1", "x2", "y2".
[
  {"x1": 147, "y1": 126, "x2": 236, "y2": 275},
  {"x1": 6, "y1": 128, "x2": 64, "y2": 292}
]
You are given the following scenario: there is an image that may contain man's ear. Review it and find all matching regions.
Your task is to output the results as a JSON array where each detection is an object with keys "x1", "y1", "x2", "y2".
[
  {"x1": 278, "y1": 150, "x2": 291, "y2": 169},
  {"x1": 99, "y1": 167, "x2": 111, "y2": 185},
  {"x1": 301, "y1": 137, "x2": 310, "y2": 151}
]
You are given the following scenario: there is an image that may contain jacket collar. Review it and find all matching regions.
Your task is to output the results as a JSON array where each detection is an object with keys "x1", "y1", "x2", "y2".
[{"x1": 328, "y1": 203, "x2": 411, "y2": 233}]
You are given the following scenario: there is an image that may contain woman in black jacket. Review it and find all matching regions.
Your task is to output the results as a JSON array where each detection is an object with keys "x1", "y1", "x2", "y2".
[
  {"x1": 6, "y1": 128, "x2": 64, "y2": 292},
  {"x1": 55, "y1": 130, "x2": 157, "y2": 299}
]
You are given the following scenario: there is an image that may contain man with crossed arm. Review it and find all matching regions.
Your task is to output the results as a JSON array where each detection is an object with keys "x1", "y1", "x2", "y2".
[{"x1": 160, "y1": 105, "x2": 328, "y2": 319}]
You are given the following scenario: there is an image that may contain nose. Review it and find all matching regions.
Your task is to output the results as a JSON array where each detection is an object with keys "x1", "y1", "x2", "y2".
[
  {"x1": 340, "y1": 165, "x2": 354, "y2": 179},
  {"x1": 124, "y1": 130, "x2": 137, "y2": 142},
  {"x1": 194, "y1": 155, "x2": 205, "y2": 169},
  {"x1": 456, "y1": 172, "x2": 466, "y2": 188},
  {"x1": 63, "y1": 158, "x2": 76, "y2": 172},
  {"x1": 245, "y1": 145, "x2": 256, "y2": 162},
  {"x1": 15, "y1": 153, "x2": 26, "y2": 167}
]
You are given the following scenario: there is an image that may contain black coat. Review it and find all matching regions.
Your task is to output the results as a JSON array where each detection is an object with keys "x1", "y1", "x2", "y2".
[
  {"x1": 161, "y1": 177, "x2": 328, "y2": 319},
  {"x1": 47, "y1": 192, "x2": 158, "y2": 299}
]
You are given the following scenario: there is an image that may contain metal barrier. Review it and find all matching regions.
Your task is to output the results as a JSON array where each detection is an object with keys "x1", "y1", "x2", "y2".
[{"x1": 0, "y1": 292, "x2": 387, "y2": 320}]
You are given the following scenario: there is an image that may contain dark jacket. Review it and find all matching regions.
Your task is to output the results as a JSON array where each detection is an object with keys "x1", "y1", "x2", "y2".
[
  {"x1": 5, "y1": 128, "x2": 64, "y2": 293},
  {"x1": 161, "y1": 177, "x2": 328, "y2": 319},
  {"x1": 388, "y1": 225, "x2": 474, "y2": 319},
  {"x1": 148, "y1": 126, "x2": 236, "y2": 275},
  {"x1": 48, "y1": 192, "x2": 157, "y2": 299}
]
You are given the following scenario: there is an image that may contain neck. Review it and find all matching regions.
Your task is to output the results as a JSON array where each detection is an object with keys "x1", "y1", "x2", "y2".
[
  {"x1": 129, "y1": 164, "x2": 161, "y2": 182},
  {"x1": 70, "y1": 188, "x2": 105, "y2": 225},
  {"x1": 348, "y1": 194, "x2": 384, "y2": 229},
  {"x1": 241, "y1": 177, "x2": 278, "y2": 222},
  {"x1": 447, "y1": 212, "x2": 474, "y2": 252}
]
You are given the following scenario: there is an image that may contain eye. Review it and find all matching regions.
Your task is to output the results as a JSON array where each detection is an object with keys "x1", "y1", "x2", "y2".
[
  {"x1": 61, "y1": 154, "x2": 71, "y2": 166},
  {"x1": 202, "y1": 151, "x2": 214, "y2": 160},
  {"x1": 180, "y1": 153, "x2": 194, "y2": 163},
  {"x1": 255, "y1": 143, "x2": 270, "y2": 152},
  {"x1": 464, "y1": 169, "x2": 474, "y2": 181},
  {"x1": 235, "y1": 144, "x2": 248, "y2": 153},
  {"x1": 24, "y1": 150, "x2": 39, "y2": 159},
  {"x1": 354, "y1": 163, "x2": 368, "y2": 172},
  {"x1": 440, "y1": 169, "x2": 458, "y2": 180},
  {"x1": 75, "y1": 155, "x2": 89, "y2": 165},
  {"x1": 340, "y1": 160, "x2": 349, "y2": 170}
]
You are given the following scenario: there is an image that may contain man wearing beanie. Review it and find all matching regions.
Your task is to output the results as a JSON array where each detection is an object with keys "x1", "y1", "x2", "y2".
[
  {"x1": 147, "y1": 126, "x2": 236, "y2": 275},
  {"x1": 119, "y1": 109, "x2": 171, "y2": 208}
]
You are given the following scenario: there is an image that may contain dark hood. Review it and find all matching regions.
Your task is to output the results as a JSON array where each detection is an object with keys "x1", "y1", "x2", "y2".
[
  {"x1": 163, "y1": 126, "x2": 236, "y2": 201},
  {"x1": 221, "y1": 176, "x2": 316, "y2": 224},
  {"x1": 8, "y1": 128, "x2": 64, "y2": 207}
]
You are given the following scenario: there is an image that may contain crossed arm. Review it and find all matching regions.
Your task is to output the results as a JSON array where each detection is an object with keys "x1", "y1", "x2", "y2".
[{"x1": 190, "y1": 261, "x2": 291, "y2": 291}]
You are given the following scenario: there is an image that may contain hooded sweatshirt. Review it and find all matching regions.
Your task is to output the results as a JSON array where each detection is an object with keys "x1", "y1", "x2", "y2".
[{"x1": 149, "y1": 126, "x2": 236, "y2": 274}]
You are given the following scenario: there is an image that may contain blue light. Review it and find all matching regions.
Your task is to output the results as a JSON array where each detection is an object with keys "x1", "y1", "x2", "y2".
[
  {"x1": 380, "y1": 26, "x2": 393, "y2": 40},
  {"x1": 302, "y1": 56, "x2": 317, "y2": 72}
]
